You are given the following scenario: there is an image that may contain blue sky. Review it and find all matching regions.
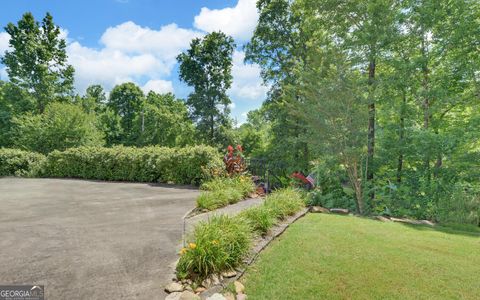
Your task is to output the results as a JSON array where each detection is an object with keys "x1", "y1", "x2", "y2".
[{"x1": 0, "y1": 0, "x2": 267, "y2": 124}]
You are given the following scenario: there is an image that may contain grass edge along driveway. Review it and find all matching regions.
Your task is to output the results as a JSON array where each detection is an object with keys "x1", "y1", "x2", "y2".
[{"x1": 242, "y1": 214, "x2": 480, "y2": 300}]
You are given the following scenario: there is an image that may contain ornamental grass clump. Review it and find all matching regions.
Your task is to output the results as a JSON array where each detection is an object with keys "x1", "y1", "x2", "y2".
[
  {"x1": 197, "y1": 175, "x2": 255, "y2": 210},
  {"x1": 264, "y1": 188, "x2": 306, "y2": 220},
  {"x1": 238, "y1": 205, "x2": 276, "y2": 236},
  {"x1": 176, "y1": 215, "x2": 251, "y2": 280}
]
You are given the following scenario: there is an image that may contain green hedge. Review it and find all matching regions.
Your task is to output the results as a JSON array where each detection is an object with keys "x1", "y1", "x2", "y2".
[
  {"x1": 0, "y1": 146, "x2": 222, "y2": 185},
  {"x1": 0, "y1": 148, "x2": 46, "y2": 177}
]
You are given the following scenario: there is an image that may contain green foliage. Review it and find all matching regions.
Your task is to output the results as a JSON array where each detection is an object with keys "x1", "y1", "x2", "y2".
[
  {"x1": 436, "y1": 183, "x2": 480, "y2": 226},
  {"x1": 263, "y1": 188, "x2": 305, "y2": 220},
  {"x1": 0, "y1": 148, "x2": 45, "y2": 177},
  {"x1": 177, "y1": 31, "x2": 235, "y2": 145},
  {"x1": 197, "y1": 176, "x2": 255, "y2": 210},
  {"x1": 107, "y1": 82, "x2": 144, "y2": 143},
  {"x1": 245, "y1": 0, "x2": 480, "y2": 222},
  {"x1": 41, "y1": 145, "x2": 222, "y2": 185},
  {"x1": 133, "y1": 92, "x2": 195, "y2": 147},
  {"x1": 176, "y1": 215, "x2": 251, "y2": 280},
  {"x1": 1, "y1": 12, "x2": 74, "y2": 113},
  {"x1": 238, "y1": 205, "x2": 275, "y2": 236},
  {"x1": 11, "y1": 102, "x2": 104, "y2": 154},
  {"x1": 179, "y1": 188, "x2": 306, "y2": 281}
]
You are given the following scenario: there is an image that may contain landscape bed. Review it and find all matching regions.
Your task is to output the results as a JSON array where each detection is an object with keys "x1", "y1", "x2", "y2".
[{"x1": 242, "y1": 214, "x2": 480, "y2": 300}]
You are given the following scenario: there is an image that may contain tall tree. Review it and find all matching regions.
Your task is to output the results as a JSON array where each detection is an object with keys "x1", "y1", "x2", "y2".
[
  {"x1": 107, "y1": 82, "x2": 144, "y2": 144},
  {"x1": 1, "y1": 12, "x2": 75, "y2": 113},
  {"x1": 177, "y1": 31, "x2": 235, "y2": 145},
  {"x1": 133, "y1": 92, "x2": 195, "y2": 147},
  {"x1": 79, "y1": 84, "x2": 107, "y2": 113}
]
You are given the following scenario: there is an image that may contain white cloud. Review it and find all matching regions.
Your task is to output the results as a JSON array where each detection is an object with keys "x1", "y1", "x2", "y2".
[
  {"x1": 229, "y1": 50, "x2": 268, "y2": 101},
  {"x1": 142, "y1": 79, "x2": 174, "y2": 94},
  {"x1": 66, "y1": 22, "x2": 201, "y2": 93},
  {"x1": 194, "y1": 0, "x2": 258, "y2": 41},
  {"x1": 0, "y1": 32, "x2": 10, "y2": 56},
  {"x1": 67, "y1": 41, "x2": 165, "y2": 92},
  {"x1": 100, "y1": 22, "x2": 202, "y2": 60}
]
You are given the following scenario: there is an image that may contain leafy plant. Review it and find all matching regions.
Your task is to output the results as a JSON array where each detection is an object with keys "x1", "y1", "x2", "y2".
[
  {"x1": 0, "y1": 148, "x2": 45, "y2": 177},
  {"x1": 176, "y1": 215, "x2": 251, "y2": 280}
]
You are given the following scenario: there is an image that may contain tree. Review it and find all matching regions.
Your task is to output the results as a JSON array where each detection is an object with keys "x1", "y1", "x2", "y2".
[
  {"x1": 133, "y1": 92, "x2": 195, "y2": 147},
  {"x1": 177, "y1": 31, "x2": 235, "y2": 145},
  {"x1": 245, "y1": 0, "x2": 315, "y2": 171},
  {"x1": 107, "y1": 82, "x2": 144, "y2": 143},
  {"x1": 78, "y1": 85, "x2": 107, "y2": 113},
  {"x1": 11, "y1": 102, "x2": 104, "y2": 153},
  {"x1": 1, "y1": 12, "x2": 75, "y2": 113}
]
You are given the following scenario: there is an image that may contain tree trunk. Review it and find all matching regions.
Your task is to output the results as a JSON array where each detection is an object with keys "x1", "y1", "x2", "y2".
[
  {"x1": 396, "y1": 90, "x2": 406, "y2": 184},
  {"x1": 421, "y1": 37, "x2": 431, "y2": 182},
  {"x1": 367, "y1": 58, "x2": 376, "y2": 199}
]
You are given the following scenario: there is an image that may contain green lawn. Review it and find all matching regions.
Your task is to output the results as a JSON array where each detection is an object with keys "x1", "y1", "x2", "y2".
[{"x1": 242, "y1": 214, "x2": 480, "y2": 300}]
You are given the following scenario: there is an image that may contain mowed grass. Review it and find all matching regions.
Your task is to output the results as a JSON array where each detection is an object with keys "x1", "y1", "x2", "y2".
[{"x1": 243, "y1": 214, "x2": 480, "y2": 300}]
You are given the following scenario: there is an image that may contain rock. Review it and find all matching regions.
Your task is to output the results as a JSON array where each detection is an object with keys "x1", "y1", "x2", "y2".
[
  {"x1": 236, "y1": 293, "x2": 247, "y2": 300},
  {"x1": 165, "y1": 292, "x2": 182, "y2": 300},
  {"x1": 330, "y1": 208, "x2": 349, "y2": 215},
  {"x1": 374, "y1": 216, "x2": 391, "y2": 222},
  {"x1": 420, "y1": 220, "x2": 435, "y2": 226},
  {"x1": 179, "y1": 290, "x2": 201, "y2": 300},
  {"x1": 222, "y1": 270, "x2": 237, "y2": 278},
  {"x1": 184, "y1": 285, "x2": 193, "y2": 292},
  {"x1": 206, "y1": 293, "x2": 227, "y2": 300},
  {"x1": 203, "y1": 274, "x2": 221, "y2": 288},
  {"x1": 234, "y1": 281, "x2": 245, "y2": 294},
  {"x1": 194, "y1": 287, "x2": 206, "y2": 293},
  {"x1": 310, "y1": 206, "x2": 330, "y2": 213},
  {"x1": 165, "y1": 282, "x2": 184, "y2": 293},
  {"x1": 224, "y1": 292, "x2": 235, "y2": 300}
]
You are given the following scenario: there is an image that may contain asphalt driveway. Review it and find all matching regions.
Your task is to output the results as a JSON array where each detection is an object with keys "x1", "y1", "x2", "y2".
[{"x1": 0, "y1": 178, "x2": 198, "y2": 299}]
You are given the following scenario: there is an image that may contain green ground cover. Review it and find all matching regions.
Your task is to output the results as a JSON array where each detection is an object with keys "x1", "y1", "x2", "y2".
[{"x1": 243, "y1": 214, "x2": 480, "y2": 300}]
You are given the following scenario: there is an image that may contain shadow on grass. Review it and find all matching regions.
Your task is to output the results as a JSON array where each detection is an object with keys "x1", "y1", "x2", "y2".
[{"x1": 399, "y1": 222, "x2": 480, "y2": 238}]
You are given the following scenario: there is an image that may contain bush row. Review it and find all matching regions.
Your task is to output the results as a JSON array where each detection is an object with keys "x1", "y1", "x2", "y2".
[
  {"x1": 177, "y1": 188, "x2": 306, "y2": 280},
  {"x1": 0, "y1": 145, "x2": 222, "y2": 185},
  {"x1": 0, "y1": 148, "x2": 46, "y2": 177},
  {"x1": 197, "y1": 175, "x2": 255, "y2": 210}
]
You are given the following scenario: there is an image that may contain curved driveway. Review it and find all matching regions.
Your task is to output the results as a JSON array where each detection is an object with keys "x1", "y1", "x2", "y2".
[{"x1": 0, "y1": 178, "x2": 198, "y2": 299}]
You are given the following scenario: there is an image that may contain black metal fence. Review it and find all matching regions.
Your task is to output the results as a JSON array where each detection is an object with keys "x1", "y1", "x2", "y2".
[{"x1": 247, "y1": 157, "x2": 289, "y2": 192}]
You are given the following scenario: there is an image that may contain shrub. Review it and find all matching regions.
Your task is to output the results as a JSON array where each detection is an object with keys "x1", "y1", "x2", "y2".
[
  {"x1": 264, "y1": 188, "x2": 306, "y2": 220},
  {"x1": 0, "y1": 148, "x2": 45, "y2": 177},
  {"x1": 436, "y1": 183, "x2": 480, "y2": 226},
  {"x1": 40, "y1": 145, "x2": 222, "y2": 184},
  {"x1": 176, "y1": 215, "x2": 251, "y2": 280},
  {"x1": 239, "y1": 205, "x2": 275, "y2": 235},
  {"x1": 11, "y1": 102, "x2": 104, "y2": 154},
  {"x1": 197, "y1": 175, "x2": 255, "y2": 210}
]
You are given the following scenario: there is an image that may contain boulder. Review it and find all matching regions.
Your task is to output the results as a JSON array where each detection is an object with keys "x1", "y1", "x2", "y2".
[
  {"x1": 165, "y1": 292, "x2": 182, "y2": 300},
  {"x1": 330, "y1": 208, "x2": 349, "y2": 215},
  {"x1": 206, "y1": 293, "x2": 227, "y2": 300},
  {"x1": 234, "y1": 281, "x2": 245, "y2": 294},
  {"x1": 310, "y1": 206, "x2": 330, "y2": 213},
  {"x1": 165, "y1": 282, "x2": 184, "y2": 293},
  {"x1": 179, "y1": 291, "x2": 201, "y2": 300},
  {"x1": 236, "y1": 293, "x2": 248, "y2": 300},
  {"x1": 373, "y1": 216, "x2": 391, "y2": 222},
  {"x1": 194, "y1": 287, "x2": 206, "y2": 293},
  {"x1": 221, "y1": 270, "x2": 237, "y2": 278}
]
